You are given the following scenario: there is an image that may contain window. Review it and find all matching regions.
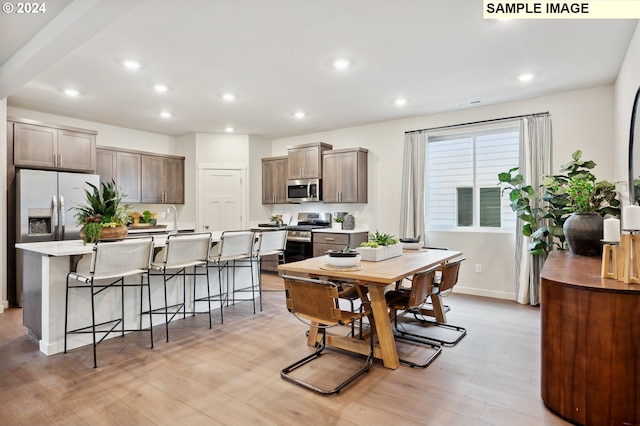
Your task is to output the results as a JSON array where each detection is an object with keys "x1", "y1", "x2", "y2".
[{"x1": 426, "y1": 126, "x2": 519, "y2": 231}]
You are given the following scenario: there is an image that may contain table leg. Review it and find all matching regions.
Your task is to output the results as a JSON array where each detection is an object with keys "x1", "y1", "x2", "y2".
[
  {"x1": 430, "y1": 294, "x2": 448, "y2": 323},
  {"x1": 367, "y1": 283, "x2": 399, "y2": 369},
  {"x1": 307, "y1": 321, "x2": 319, "y2": 346}
]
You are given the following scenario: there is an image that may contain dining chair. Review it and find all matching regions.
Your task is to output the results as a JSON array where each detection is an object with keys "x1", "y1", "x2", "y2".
[
  {"x1": 208, "y1": 230, "x2": 257, "y2": 318},
  {"x1": 254, "y1": 229, "x2": 288, "y2": 310},
  {"x1": 411, "y1": 257, "x2": 467, "y2": 346},
  {"x1": 280, "y1": 275, "x2": 374, "y2": 395},
  {"x1": 385, "y1": 264, "x2": 442, "y2": 368},
  {"x1": 64, "y1": 236, "x2": 155, "y2": 368},
  {"x1": 150, "y1": 232, "x2": 214, "y2": 342}
]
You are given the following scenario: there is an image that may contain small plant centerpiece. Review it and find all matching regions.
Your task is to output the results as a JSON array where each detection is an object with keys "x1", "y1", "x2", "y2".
[
  {"x1": 356, "y1": 230, "x2": 402, "y2": 261},
  {"x1": 333, "y1": 216, "x2": 344, "y2": 229},
  {"x1": 73, "y1": 180, "x2": 131, "y2": 244},
  {"x1": 499, "y1": 150, "x2": 620, "y2": 257}
]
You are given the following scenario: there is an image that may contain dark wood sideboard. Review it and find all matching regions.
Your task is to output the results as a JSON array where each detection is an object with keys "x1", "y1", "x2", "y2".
[{"x1": 541, "y1": 251, "x2": 640, "y2": 426}]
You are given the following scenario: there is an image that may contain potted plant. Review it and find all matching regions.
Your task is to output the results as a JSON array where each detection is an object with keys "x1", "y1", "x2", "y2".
[
  {"x1": 333, "y1": 216, "x2": 344, "y2": 229},
  {"x1": 356, "y1": 230, "x2": 402, "y2": 261},
  {"x1": 73, "y1": 180, "x2": 131, "y2": 244},
  {"x1": 499, "y1": 150, "x2": 620, "y2": 257}
]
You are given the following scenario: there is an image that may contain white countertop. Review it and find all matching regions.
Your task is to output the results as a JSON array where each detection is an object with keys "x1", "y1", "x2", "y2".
[
  {"x1": 16, "y1": 230, "x2": 222, "y2": 257},
  {"x1": 313, "y1": 227, "x2": 369, "y2": 234}
]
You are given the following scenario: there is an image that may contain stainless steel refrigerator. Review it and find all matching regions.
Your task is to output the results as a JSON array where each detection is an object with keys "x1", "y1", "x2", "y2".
[{"x1": 16, "y1": 169, "x2": 100, "y2": 307}]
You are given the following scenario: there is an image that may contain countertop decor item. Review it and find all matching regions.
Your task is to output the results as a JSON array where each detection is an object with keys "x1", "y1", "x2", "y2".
[
  {"x1": 343, "y1": 214, "x2": 355, "y2": 230},
  {"x1": 357, "y1": 230, "x2": 401, "y2": 261},
  {"x1": 73, "y1": 180, "x2": 131, "y2": 244}
]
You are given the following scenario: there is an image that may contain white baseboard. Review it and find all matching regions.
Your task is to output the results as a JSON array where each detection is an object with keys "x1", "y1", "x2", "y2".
[
  {"x1": 0, "y1": 300, "x2": 8, "y2": 313},
  {"x1": 452, "y1": 286, "x2": 515, "y2": 301}
]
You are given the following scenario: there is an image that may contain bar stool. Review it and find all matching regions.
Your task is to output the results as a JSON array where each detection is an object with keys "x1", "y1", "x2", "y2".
[
  {"x1": 150, "y1": 232, "x2": 213, "y2": 342},
  {"x1": 64, "y1": 237, "x2": 155, "y2": 368},
  {"x1": 208, "y1": 230, "x2": 257, "y2": 317},
  {"x1": 254, "y1": 229, "x2": 287, "y2": 310}
]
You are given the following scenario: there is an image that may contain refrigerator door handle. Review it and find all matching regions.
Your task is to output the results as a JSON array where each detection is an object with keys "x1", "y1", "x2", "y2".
[
  {"x1": 60, "y1": 196, "x2": 65, "y2": 239},
  {"x1": 52, "y1": 196, "x2": 59, "y2": 240}
]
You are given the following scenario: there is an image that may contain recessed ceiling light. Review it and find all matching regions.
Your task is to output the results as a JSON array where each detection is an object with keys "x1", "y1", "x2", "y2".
[
  {"x1": 395, "y1": 98, "x2": 407, "y2": 106},
  {"x1": 123, "y1": 60, "x2": 141, "y2": 70},
  {"x1": 154, "y1": 84, "x2": 168, "y2": 92},
  {"x1": 333, "y1": 59, "x2": 351, "y2": 70},
  {"x1": 225, "y1": 127, "x2": 235, "y2": 133},
  {"x1": 518, "y1": 73, "x2": 534, "y2": 82},
  {"x1": 159, "y1": 111, "x2": 172, "y2": 118},
  {"x1": 294, "y1": 111, "x2": 306, "y2": 119},
  {"x1": 64, "y1": 89, "x2": 80, "y2": 97},
  {"x1": 222, "y1": 93, "x2": 236, "y2": 101}
]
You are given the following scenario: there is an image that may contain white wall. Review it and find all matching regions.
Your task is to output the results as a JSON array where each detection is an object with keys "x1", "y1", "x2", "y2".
[{"x1": 267, "y1": 85, "x2": 617, "y2": 300}]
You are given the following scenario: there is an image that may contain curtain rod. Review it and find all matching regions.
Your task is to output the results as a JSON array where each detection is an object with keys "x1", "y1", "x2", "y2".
[{"x1": 404, "y1": 111, "x2": 550, "y2": 134}]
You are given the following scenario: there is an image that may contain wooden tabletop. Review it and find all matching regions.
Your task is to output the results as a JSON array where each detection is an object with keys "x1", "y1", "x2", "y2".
[{"x1": 278, "y1": 248, "x2": 463, "y2": 284}]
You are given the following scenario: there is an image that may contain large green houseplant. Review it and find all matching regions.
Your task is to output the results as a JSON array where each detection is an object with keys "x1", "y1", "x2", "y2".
[
  {"x1": 498, "y1": 150, "x2": 620, "y2": 256},
  {"x1": 73, "y1": 180, "x2": 131, "y2": 244}
]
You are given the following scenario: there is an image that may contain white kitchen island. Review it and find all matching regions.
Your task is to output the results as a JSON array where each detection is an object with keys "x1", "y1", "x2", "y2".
[{"x1": 15, "y1": 230, "x2": 260, "y2": 356}]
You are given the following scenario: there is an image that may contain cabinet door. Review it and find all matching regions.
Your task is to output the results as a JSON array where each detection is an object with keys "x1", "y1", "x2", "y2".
[
  {"x1": 13, "y1": 123, "x2": 57, "y2": 168},
  {"x1": 301, "y1": 146, "x2": 320, "y2": 178},
  {"x1": 96, "y1": 148, "x2": 116, "y2": 185},
  {"x1": 322, "y1": 153, "x2": 341, "y2": 203},
  {"x1": 141, "y1": 155, "x2": 164, "y2": 203},
  {"x1": 287, "y1": 147, "x2": 305, "y2": 179},
  {"x1": 262, "y1": 157, "x2": 287, "y2": 204},
  {"x1": 337, "y1": 151, "x2": 359, "y2": 203},
  {"x1": 116, "y1": 152, "x2": 142, "y2": 203},
  {"x1": 58, "y1": 129, "x2": 96, "y2": 171},
  {"x1": 162, "y1": 157, "x2": 184, "y2": 204}
]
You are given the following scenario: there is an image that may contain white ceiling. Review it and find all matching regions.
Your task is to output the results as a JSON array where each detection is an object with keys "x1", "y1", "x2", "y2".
[{"x1": 1, "y1": 0, "x2": 637, "y2": 139}]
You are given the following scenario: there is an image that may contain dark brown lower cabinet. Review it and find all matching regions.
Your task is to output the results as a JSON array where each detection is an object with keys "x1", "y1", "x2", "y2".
[{"x1": 541, "y1": 251, "x2": 640, "y2": 426}]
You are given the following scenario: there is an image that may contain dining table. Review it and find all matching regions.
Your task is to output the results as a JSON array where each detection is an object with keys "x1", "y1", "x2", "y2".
[{"x1": 277, "y1": 248, "x2": 463, "y2": 369}]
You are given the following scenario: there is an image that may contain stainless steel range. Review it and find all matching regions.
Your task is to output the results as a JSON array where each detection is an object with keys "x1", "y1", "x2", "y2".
[{"x1": 284, "y1": 212, "x2": 331, "y2": 261}]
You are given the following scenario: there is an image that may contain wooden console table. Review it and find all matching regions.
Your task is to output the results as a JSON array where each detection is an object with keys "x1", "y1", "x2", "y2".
[{"x1": 541, "y1": 251, "x2": 640, "y2": 426}]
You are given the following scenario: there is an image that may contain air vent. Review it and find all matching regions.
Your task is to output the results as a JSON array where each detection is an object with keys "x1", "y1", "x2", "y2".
[{"x1": 456, "y1": 100, "x2": 483, "y2": 107}]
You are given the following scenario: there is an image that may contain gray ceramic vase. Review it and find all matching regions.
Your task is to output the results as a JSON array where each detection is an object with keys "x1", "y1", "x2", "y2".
[{"x1": 562, "y1": 213, "x2": 604, "y2": 256}]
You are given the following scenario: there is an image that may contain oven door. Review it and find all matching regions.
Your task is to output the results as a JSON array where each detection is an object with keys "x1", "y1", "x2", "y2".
[
  {"x1": 287, "y1": 179, "x2": 321, "y2": 203},
  {"x1": 284, "y1": 239, "x2": 313, "y2": 263}
]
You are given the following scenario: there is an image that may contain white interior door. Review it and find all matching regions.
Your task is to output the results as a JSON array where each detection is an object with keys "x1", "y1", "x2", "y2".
[{"x1": 200, "y1": 168, "x2": 245, "y2": 232}]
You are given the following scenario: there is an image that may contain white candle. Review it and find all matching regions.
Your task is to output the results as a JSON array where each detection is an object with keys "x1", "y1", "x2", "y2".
[
  {"x1": 603, "y1": 217, "x2": 620, "y2": 242},
  {"x1": 624, "y1": 205, "x2": 640, "y2": 231}
]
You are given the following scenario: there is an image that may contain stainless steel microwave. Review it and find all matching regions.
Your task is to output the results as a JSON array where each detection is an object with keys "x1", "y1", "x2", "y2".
[{"x1": 287, "y1": 179, "x2": 322, "y2": 203}]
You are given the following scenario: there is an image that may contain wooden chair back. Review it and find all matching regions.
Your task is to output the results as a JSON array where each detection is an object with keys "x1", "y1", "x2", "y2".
[
  {"x1": 405, "y1": 265, "x2": 439, "y2": 310},
  {"x1": 438, "y1": 257, "x2": 465, "y2": 292},
  {"x1": 283, "y1": 275, "x2": 344, "y2": 325}
]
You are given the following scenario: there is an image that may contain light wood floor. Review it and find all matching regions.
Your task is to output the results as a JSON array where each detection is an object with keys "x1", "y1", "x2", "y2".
[{"x1": 0, "y1": 273, "x2": 569, "y2": 426}]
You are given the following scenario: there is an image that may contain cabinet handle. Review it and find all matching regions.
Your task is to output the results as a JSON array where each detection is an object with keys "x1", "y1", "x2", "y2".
[{"x1": 324, "y1": 237, "x2": 335, "y2": 241}]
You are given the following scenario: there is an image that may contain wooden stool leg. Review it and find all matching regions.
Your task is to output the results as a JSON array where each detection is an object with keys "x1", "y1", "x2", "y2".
[{"x1": 601, "y1": 244, "x2": 618, "y2": 279}]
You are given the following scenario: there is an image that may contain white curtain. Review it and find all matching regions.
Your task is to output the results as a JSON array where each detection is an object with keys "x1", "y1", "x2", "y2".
[
  {"x1": 399, "y1": 131, "x2": 427, "y2": 241},
  {"x1": 514, "y1": 115, "x2": 552, "y2": 305}
]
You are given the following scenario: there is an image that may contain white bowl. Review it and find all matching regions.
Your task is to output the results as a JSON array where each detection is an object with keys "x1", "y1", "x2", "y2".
[
  {"x1": 325, "y1": 254, "x2": 361, "y2": 268},
  {"x1": 401, "y1": 241, "x2": 423, "y2": 250}
]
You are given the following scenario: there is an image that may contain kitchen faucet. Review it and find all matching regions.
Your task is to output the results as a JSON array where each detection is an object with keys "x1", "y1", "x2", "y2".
[{"x1": 167, "y1": 205, "x2": 178, "y2": 234}]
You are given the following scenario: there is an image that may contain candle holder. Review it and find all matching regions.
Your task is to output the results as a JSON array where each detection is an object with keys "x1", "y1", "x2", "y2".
[
  {"x1": 601, "y1": 241, "x2": 620, "y2": 279},
  {"x1": 620, "y1": 231, "x2": 640, "y2": 284}
]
